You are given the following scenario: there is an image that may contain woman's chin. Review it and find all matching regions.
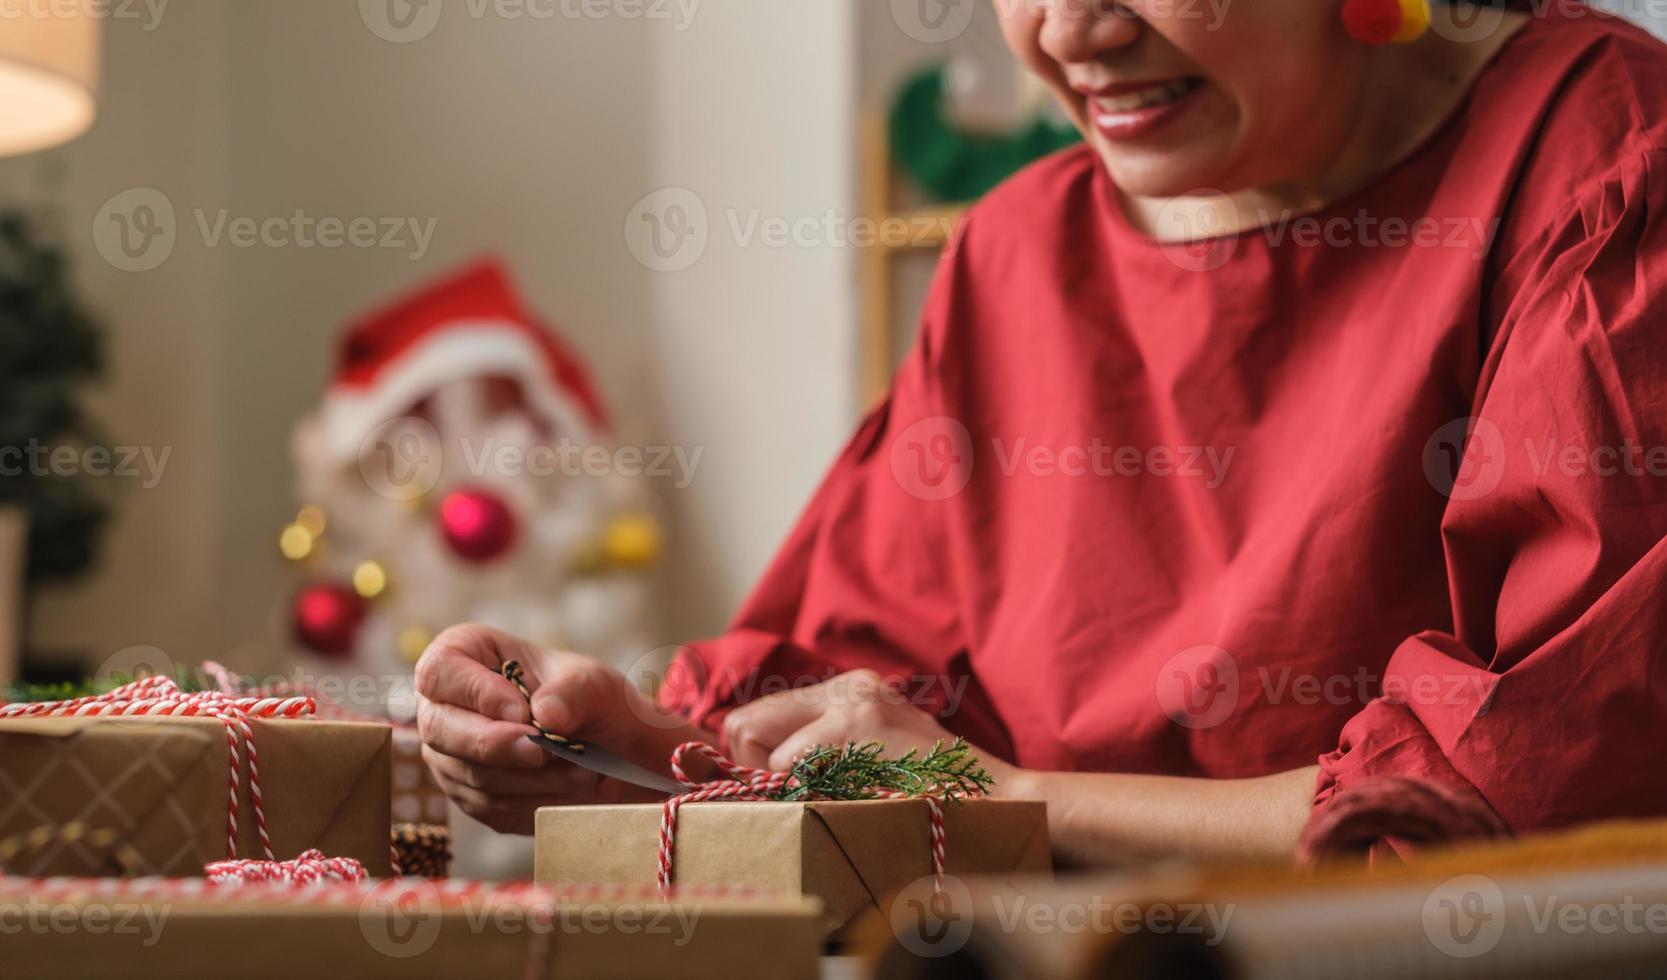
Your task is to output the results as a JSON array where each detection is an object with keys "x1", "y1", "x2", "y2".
[{"x1": 1096, "y1": 150, "x2": 1233, "y2": 202}]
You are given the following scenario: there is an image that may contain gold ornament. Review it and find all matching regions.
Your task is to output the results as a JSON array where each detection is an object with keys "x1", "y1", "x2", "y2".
[
  {"x1": 601, "y1": 514, "x2": 662, "y2": 570},
  {"x1": 352, "y1": 560, "x2": 390, "y2": 599},
  {"x1": 279, "y1": 524, "x2": 315, "y2": 562},
  {"x1": 295, "y1": 505, "x2": 328, "y2": 537},
  {"x1": 397, "y1": 625, "x2": 434, "y2": 664}
]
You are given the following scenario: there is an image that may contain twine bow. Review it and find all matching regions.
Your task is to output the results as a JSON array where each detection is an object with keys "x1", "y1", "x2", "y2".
[
  {"x1": 657, "y1": 741, "x2": 954, "y2": 894},
  {"x1": 0, "y1": 673, "x2": 315, "y2": 862}
]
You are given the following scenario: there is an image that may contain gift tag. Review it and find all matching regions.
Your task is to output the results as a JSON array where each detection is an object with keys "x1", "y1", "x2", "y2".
[{"x1": 525, "y1": 733, "x2": 682, "y2": 795}]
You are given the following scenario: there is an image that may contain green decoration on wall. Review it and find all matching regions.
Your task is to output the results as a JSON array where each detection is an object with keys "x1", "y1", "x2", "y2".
[{"x1": 888, "y1": 63, "x2": 1081, "y2": 205}]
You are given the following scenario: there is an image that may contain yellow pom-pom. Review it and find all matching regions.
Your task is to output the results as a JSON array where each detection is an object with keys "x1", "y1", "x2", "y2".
[
  {"x1": 1394, "y1": 0, "x2": 1431, "y2": 43},
  {"x1": 601, "y1": 514, "x2": 662, "y2": 570}
]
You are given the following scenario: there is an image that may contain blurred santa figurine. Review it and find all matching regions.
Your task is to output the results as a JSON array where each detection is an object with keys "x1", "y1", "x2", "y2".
[{"x1": 284, "y1": 259, "x2": 664, "y2": 877}]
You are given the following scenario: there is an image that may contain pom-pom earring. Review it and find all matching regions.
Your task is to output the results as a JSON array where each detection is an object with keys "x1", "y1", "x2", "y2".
[{"x1": 1342, "y1": 0, "x2": 1433, "y2": 45}]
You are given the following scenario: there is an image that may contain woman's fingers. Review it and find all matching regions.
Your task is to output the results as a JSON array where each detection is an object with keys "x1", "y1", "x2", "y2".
[
  {"x1": 765, "y1": 712, "x2": 871, "y2": 773},
  {"x1": 723, "y1": 669, "x2": 892, "y2": 768},
  {"x1": 414, "y1": 623, "x2": 539, "y2": 723},
  {"x1": 421, "y1": 744, "x2": 594, "y2": 796},
  {"x1": 527, "y1": 651, "x2": 628, "y2": 737},
  {"x1": 416, "y1": 696, "x2": 549, "y2": 769}
]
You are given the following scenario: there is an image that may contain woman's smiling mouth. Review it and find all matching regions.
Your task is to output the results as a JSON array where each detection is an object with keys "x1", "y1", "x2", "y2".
[{"x1": 1086, "y1": 77, "x2": 1206, "y2": 142}]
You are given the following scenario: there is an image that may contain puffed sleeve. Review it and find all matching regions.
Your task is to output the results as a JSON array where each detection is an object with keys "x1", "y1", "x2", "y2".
[
  {"x1": 1315, "y1": 150, "x2": 1667, "y2": 833},
  {"x1": 656, "y1": 223, "x2": 1013, "y2": 757}
]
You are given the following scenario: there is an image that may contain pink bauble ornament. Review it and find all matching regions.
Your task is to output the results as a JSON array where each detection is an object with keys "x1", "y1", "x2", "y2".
[
  {"x1": 438, "y1": 487, "x2": 519, "y2": 564},
  {"x1": 292, "y1": 582, "x2": 367, "y2": 658}
]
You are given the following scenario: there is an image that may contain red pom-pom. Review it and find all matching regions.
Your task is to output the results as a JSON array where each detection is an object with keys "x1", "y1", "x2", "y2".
[
  {"x1": 1342, "y1": 0, "x2": 1403, "y2": 45},
  {"x1": 292, "y1": 582, "x2": 368, "y2": 658},
  {"x1": 437, "y1": 487, "x2": 519, "y2": 564}
]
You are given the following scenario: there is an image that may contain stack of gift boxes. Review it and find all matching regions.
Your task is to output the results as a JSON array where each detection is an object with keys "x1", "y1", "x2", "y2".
[{"x1": 0, "y1": 672, "x2": 1053, "y2": 979}]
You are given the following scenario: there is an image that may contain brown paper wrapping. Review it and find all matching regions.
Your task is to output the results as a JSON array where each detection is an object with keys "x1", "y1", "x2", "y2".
[
  {"x1": 0, "y1": 714, "x2": 392, "y2": 876},
  {"x1": 535, "y1": 798, "x2": 1051, "y2": 939},
  {"x1": 1, "y1": 886, "x2": 824, "y2": 980},
  {"x1": 858, "y1": 819, "x2": 1667, "y2": 980}
]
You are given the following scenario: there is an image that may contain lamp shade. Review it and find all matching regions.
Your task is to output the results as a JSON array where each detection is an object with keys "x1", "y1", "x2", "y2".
[{"x1": 0, "y1": 9, "x2": 99, "y2": 156}]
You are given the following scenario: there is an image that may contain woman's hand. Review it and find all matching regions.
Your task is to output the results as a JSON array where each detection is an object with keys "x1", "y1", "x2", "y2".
[
  {"x1": 718, "y1": 667, "x2": 1316, "y2": 866},
  {"x1": 413, "y1": 624, "x2": 711, "y2": 833},
  {"x1": 720, "y1": 668, "x2": 1018, "y2": 785}
]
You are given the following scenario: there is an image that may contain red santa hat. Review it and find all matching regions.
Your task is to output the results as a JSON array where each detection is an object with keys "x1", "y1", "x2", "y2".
[{"x1": 316, "y1": 258, "x2": 610, "y2": 462}]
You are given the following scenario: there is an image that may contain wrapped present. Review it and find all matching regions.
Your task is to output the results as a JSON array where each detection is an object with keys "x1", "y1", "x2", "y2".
[
  {"x1": 860, "y1": 819, "x2": 1667, "y2": 980},
  {"x1": 0, "y1": 679, "x2": 392, "y2": 877},
  {"x1": 533, "y1": 742, "x2": 1051, "y2": 939},
  {"x1": 2, "y1": 876, "x2": 823, "y2": 980}
]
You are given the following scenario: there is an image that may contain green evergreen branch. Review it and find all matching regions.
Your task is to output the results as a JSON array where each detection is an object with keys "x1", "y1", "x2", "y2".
[{"x1": 773, "y1": 738, "x2": 994, "y2": 803}]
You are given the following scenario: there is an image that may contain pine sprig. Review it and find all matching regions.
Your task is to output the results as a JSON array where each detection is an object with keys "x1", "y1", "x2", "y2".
[
  {"x1": 774, "y1": 738, "x2": 994, "y2": 803},
  {"x1": 2, "y1": 667, "x2": 221, "y2": 704}
]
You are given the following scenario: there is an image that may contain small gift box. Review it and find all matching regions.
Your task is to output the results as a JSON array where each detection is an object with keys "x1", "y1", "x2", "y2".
[
  {"x1": 0, "y1": 693, "x2": 392, "y2": 876},
  {"x1": 533, "y1": 742, "x2": 1052, "y2": 939},
  {"x1": 2, "y1": 877, "x2": 824, "y2": 980}
]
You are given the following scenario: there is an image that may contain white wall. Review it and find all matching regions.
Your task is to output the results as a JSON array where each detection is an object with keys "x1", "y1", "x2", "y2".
[{"x1": 0, "y1": 0, "x2": 856, "y2": 669}]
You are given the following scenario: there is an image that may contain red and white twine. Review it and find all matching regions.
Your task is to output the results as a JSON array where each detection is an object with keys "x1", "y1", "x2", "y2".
[
  {"x1": 205, "y1": 849, "x2": 367, "y2": 885},
  {"x1": 0, "y1": 674, "x2": 315, "y2": 862},
  {"x1": 658, "y1": 741, "x2": 952, "y2": 893}
]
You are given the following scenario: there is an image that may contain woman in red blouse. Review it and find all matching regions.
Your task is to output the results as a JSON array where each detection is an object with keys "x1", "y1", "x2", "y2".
[{"x1": 415, "y1": 0, "x2": 1667, "y2": 864}]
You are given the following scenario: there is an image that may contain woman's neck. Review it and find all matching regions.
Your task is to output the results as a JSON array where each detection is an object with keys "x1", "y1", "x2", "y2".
[{"x1": 1128, "y1": 6, "x2": 1530, "y2": 242}]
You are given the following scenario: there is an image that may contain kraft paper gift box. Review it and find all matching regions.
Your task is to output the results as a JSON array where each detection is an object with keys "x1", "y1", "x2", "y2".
[
  {"x1": 0, "y1": 714, "x2": 392, "y2": 876},
  {"x1": 1, "y1": 879, "x2": 825, "y2": 980},
  {"x1": 534, "y1": 798, "x2": 1052, "y2": 939}
]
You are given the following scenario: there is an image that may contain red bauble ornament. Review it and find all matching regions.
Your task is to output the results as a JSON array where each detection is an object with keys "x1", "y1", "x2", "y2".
[
  {"x1": 292, "y1": 582, "x2": 367, "y2": 658},
  {"x1": 1342, "y1": 0, "x2": 1404, "y2": 45},
  {"x1": 438, "y1": 487, "x2": 519, "y2": 564}
]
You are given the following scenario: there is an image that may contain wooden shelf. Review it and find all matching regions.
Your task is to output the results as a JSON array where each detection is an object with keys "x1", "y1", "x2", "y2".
[{"x1": 858, "y1": 111, "x2": 970, "y2": 408}]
